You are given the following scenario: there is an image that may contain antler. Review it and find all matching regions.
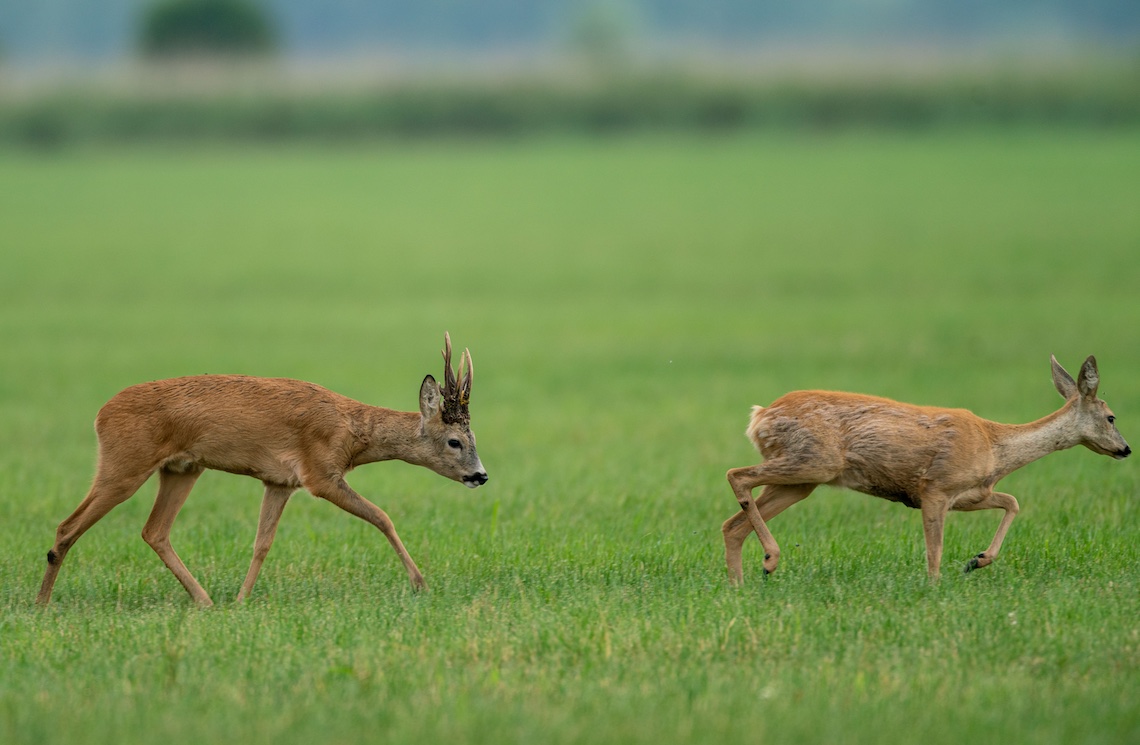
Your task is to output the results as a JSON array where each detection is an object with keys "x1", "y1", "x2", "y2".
[
  {"x1": 442, "y1": 332, "x2": 458, "y2": 392},
  {"x1": 460, "y1": 348, "x2": 473, "y2": 404},
  {"x1": 440, "y1": 332, "x2": 472, "y2": 425}
]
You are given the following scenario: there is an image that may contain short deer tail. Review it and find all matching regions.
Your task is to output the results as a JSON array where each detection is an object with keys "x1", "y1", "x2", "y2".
[{"x1": 745, "y1": 405, "x2": 766, "y2": 451}]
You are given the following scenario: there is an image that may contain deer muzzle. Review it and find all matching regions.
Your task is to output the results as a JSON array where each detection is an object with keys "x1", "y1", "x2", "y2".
[{"x1": 463, "y1": 471, "x2": 489, "y2": 488}]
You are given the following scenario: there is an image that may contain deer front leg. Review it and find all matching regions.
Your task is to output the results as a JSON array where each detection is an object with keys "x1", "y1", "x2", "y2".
[
  {"x1": 920, "y1": 496, "x2": 951, "y2": 580},
  {"x1": 307, "y1": 476, "x2": 427, "y2": 592},
  {"x1": 954, "y1": 491, "x2": 1020, "y2": 573}
]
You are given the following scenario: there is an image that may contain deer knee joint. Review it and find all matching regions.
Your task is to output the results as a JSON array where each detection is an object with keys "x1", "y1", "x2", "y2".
[
  {"x1": 726, "y1": 468, "x2": 747, "y2": 491},
  {"x1": 141, "y1": 527, "x2": 168, "y2": 550}
]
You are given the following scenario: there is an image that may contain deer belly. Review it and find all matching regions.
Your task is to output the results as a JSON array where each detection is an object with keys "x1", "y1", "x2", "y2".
[
  {"x1": 170, "y1": 446, "x2": 304, "y2": 488},
  {"x1": 212, "y1": 463, "x2": 303, "y2": 487},
  {"x1": 831, "y1": 473, "x2": 921, "y2": 509}
]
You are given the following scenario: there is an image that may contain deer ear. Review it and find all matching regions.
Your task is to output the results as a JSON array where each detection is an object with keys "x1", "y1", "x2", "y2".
[
  {"x1": 419, "y1": 375, "x2": 441, "y2": 419},
  {"x1": 1051, "y1": 355, "x2": 1077, "y2": 400},
  {"x1": 1077, "y1": 355, "x2": 1100, "y2": 399}
]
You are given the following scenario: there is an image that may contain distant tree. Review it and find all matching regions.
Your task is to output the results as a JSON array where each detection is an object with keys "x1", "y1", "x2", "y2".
[{"x1": 139, "y1": 0, "x2": 276, "y2": 58}]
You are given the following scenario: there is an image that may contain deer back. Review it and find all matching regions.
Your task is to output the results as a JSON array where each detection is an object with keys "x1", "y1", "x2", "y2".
[
  {"x1": 96, "y1": 375, "x2": 367, "y2": 486},
  {"x1": 748, "y1": 391, "x2": 997, "y2": 505}
]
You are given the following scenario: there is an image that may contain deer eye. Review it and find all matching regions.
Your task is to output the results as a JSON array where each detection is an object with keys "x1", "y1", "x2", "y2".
[
  {"x1": 447, "y1": 438, "x2": 462, "y2": 449},
  {"x1": 1107, "y1": 415, "x2": 1115, "y2": 424}
]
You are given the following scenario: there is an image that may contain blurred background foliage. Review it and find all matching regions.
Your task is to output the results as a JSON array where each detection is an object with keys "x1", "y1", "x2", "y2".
[
  {"x1": 0, "y1": 1, "x2": 1138, "y2": 146},
  {"x1": 139, "y1": 0, "x2": 277, "y2": 58}
]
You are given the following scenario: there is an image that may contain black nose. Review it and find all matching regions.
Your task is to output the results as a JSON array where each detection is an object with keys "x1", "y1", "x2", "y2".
[
  {"x1": 1123, "y1": 446, "x2": 1132, "y2": 458},
  {"x1": 465, "y1": 472, "x2": 488, "y2": 486}
]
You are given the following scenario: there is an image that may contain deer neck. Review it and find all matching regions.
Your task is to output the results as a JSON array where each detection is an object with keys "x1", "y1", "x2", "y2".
[
  {"x1": 990, "y1": 401, "x2": 1080, "y2": 479},
  {"x1": 352, "y1": 407, "x2": 428, "y2": 467}
]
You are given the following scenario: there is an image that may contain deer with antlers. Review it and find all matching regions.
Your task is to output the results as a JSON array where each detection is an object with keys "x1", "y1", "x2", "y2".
[
  {"x1": 36, "y1": 333, "x2": 486, "y2": 606},
  {"x1": 723, "y1": 355, "x2": 1130, "y2": 581}
]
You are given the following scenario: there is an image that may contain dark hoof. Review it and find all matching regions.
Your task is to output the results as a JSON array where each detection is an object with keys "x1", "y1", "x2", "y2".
[{"x1": 964, "y1": 553, "x2": 985, "y2": 574}]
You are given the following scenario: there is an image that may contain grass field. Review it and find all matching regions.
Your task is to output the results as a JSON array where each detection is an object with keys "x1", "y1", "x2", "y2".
[{"x1": 1, "y1": 130, "x2": 1138, "y2": 744}]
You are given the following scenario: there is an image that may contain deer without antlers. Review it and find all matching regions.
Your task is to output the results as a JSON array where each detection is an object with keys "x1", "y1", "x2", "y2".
[
  {"x1": 723, "y1": 355, "x2": 1130, "y2": 581},
  {"x1": 36, "y1": 333, "x2": 487, "y2": 607}
]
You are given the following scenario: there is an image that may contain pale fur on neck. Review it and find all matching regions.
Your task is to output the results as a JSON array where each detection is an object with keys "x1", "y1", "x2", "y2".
[
  {"x1": 988, "y1": 401, "x2": 1079, "y2": 480},
  {"x1": 350, "y1": 407, "x2": 427, "y2": 467}
]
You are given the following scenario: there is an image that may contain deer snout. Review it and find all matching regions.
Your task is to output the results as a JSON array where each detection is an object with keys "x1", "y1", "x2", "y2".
[
  {"x1": 1116, "y1": 445, "x2": 1132, "y2": 460},
  {"x1": 463, "y1": 471, "x2": 489, "y2": 488}
]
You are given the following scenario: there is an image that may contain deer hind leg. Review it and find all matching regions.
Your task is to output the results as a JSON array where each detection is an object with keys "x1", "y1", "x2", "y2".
[
  {"x1": 956, "y1": 491, "x2": 1020, "y2": 573},
  {"x1": 142, "y1": 467, "x2": 212, "y2": 606},
  {"x1": 726, "y1": 459, "x2": 835, "y2": 578},
  {"x1": 723, "y1": 484, "x2": 816, "y2": 584},
  {"x1": 236, "y1": 484, "x2": 294, "y2": 602},
  {"x1": 306, "y1": 476, "x2": 427, "y2": 592},
  {"x1": 36, "y1": 465, "x2": 155, "y2": 605}
]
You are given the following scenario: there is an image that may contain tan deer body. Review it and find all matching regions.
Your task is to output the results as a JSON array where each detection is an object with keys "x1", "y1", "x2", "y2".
[
  {"x1": 37, "y1": 334, "x2": 486, "y2": 606},
  {"x1": 723, "y1": 356, "x2": 1130, "y2": 581}
]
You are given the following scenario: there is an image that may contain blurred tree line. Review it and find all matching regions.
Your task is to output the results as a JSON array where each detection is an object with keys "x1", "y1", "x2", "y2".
[
  {"x1": 4, "y1": 68, "x2": 1139, "y2": 149},
  {"x1": 1, "y1": 1, "x2": 1138, "y2": 147}
]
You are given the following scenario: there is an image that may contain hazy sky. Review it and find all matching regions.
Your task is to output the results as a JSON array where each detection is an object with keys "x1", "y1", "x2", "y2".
[{"x1": 0, "y1": 0, "x2": 1136, "y2": 65}]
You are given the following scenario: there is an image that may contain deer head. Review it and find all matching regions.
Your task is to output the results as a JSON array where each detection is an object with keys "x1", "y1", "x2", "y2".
[
  {"x1": 1051, "y1": 355, "x2": 1131, "y2": 460},
  {"x1": 418, "y1": 333, "x2": 488, "y2": 487}
]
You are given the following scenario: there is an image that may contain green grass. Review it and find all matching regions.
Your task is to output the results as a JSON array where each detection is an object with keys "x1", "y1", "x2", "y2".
[{"x1": 1, "y1": 131, "x2": 1139, "y2": 744}]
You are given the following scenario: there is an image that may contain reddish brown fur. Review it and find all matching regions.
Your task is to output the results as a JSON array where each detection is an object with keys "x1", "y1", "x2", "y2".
[
  {"x1": 723, "y1": 355, "x2": 1130, "y2": 581},
  {"x1": 36, "y1": 334, "x2": 486, "y2": 606}
]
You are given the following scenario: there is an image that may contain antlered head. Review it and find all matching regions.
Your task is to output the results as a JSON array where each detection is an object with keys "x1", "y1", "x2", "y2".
[{"x1": 418, "y1": 333, "x2": 488, "y2": 487}]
